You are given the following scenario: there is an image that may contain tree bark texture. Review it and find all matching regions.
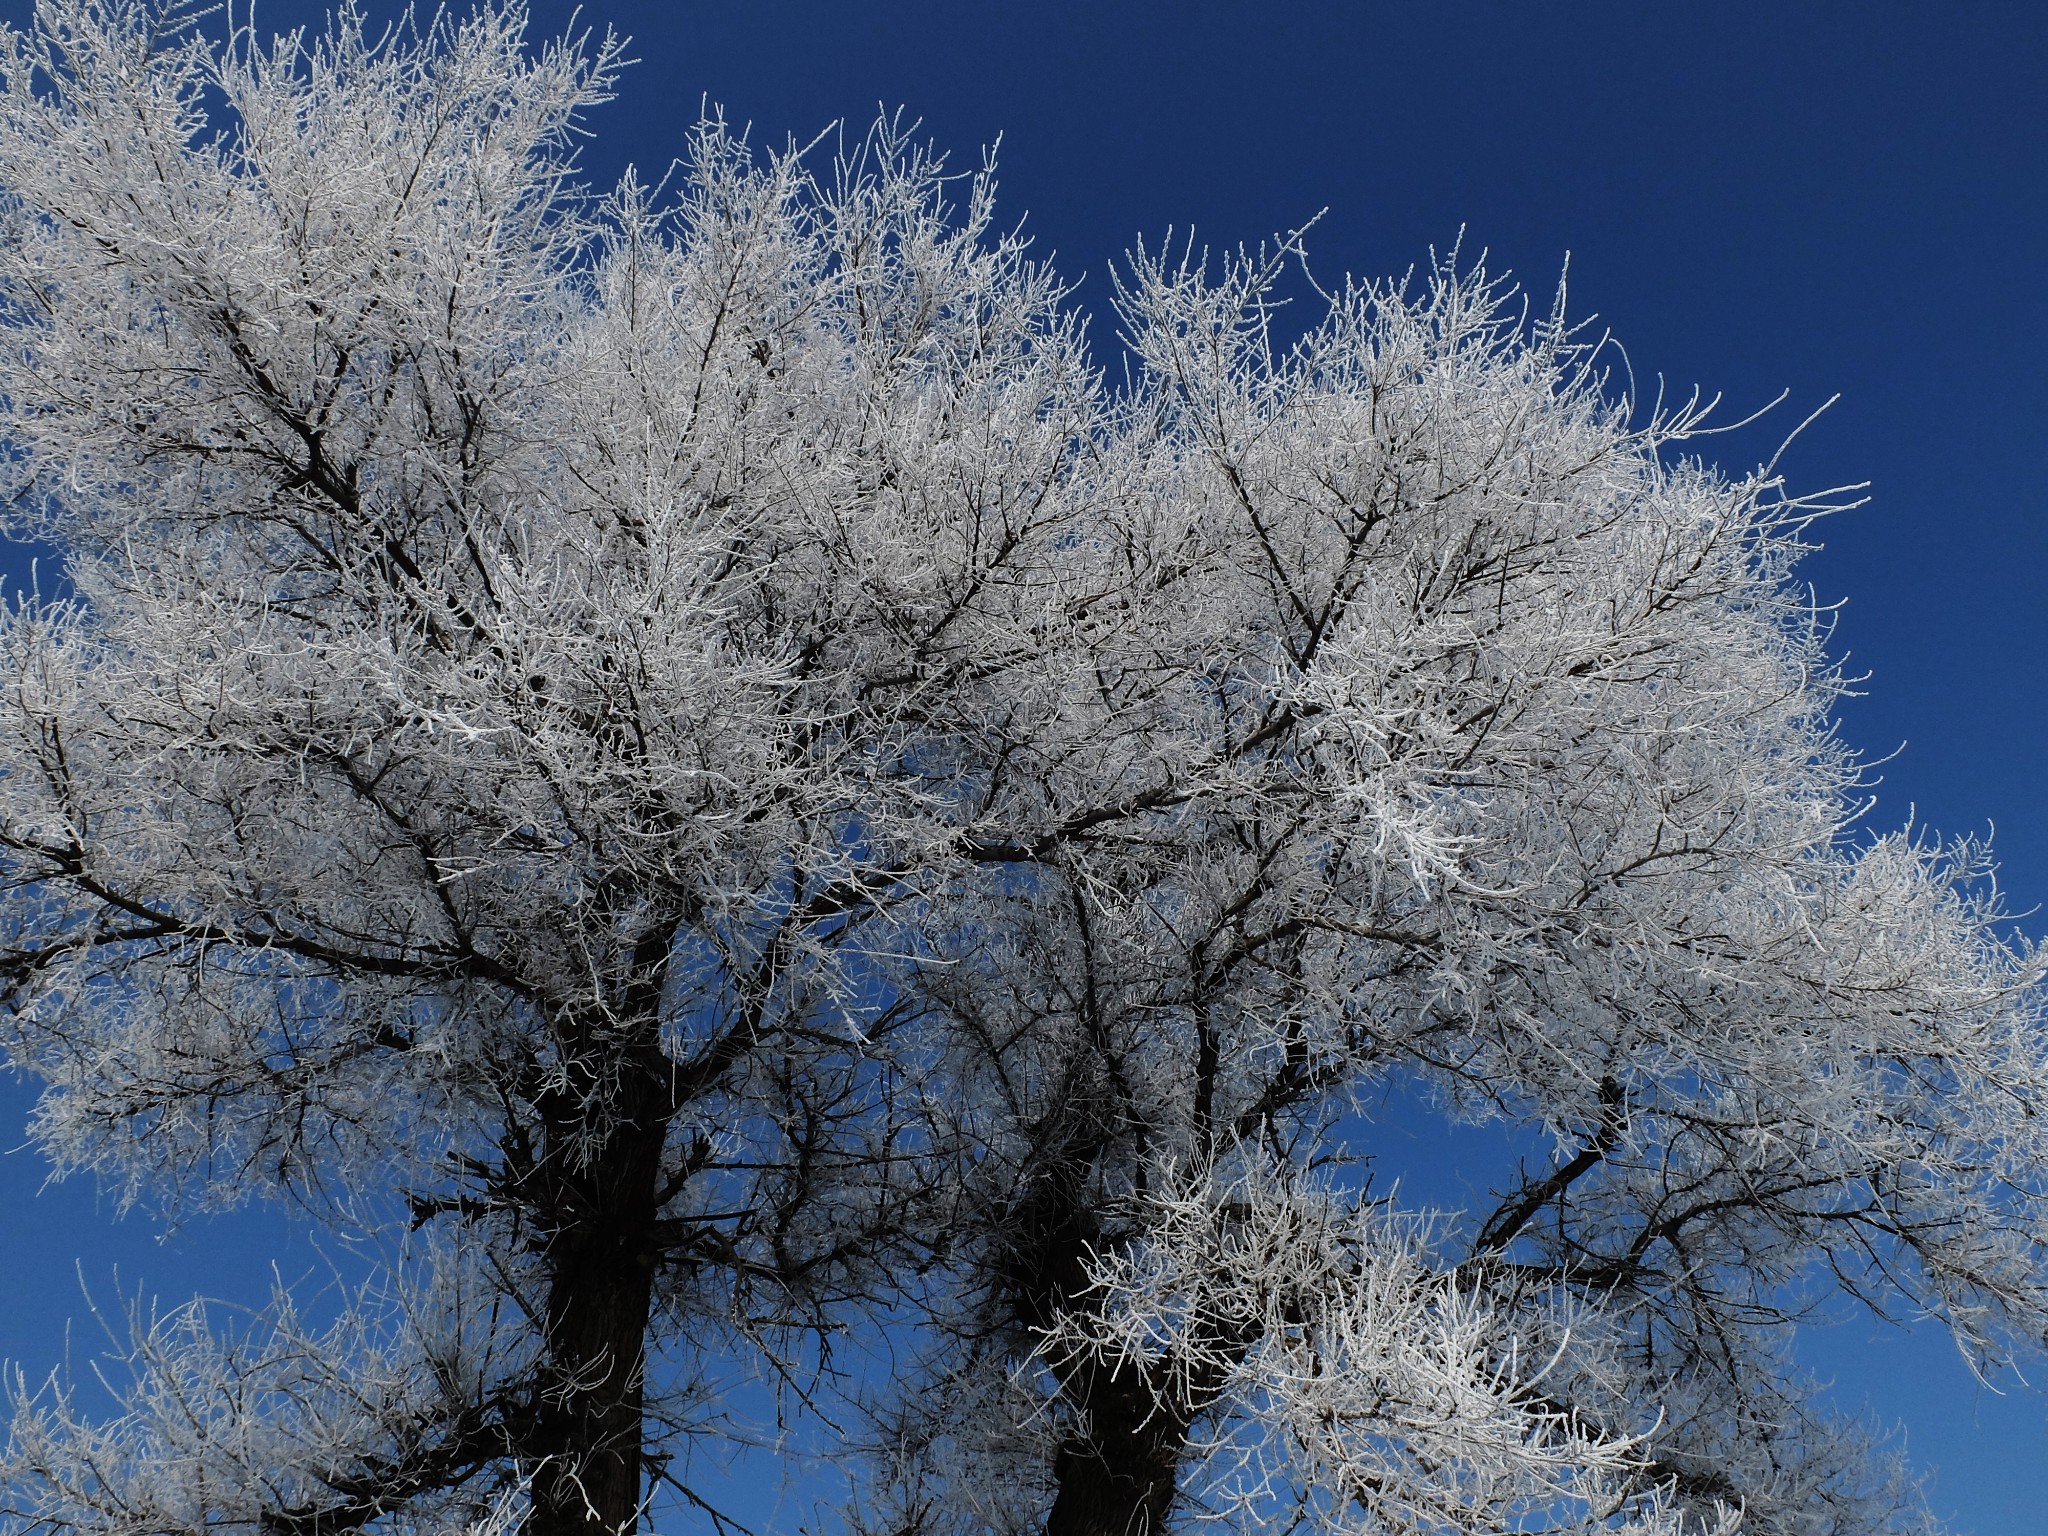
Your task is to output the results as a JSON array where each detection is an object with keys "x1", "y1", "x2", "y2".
[
  {"x1": 1006, "y1": 1149, "x2": 1200, "y2": 1536},
  {"x1": 524, "y1": 1023, "x2": 674, "y2": 1536},
  {"x1": 1041, "y1": 1363, "x2": 1189, "y2": 1536}
]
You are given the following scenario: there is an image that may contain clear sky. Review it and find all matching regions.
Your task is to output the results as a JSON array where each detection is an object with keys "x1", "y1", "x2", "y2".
[{"x1": 0, "y1": 2, "x2": 2044, "y2": 1531}]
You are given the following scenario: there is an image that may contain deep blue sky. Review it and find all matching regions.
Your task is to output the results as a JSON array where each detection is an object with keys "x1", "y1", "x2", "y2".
[{"x1": 1, "y1": 2, "x2": 2044, "y2": 1530}]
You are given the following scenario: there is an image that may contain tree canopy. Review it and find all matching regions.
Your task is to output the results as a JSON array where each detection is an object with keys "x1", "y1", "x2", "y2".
[{"x1": 0, "y1": 5, "x2": 2043, "y2": 1536}]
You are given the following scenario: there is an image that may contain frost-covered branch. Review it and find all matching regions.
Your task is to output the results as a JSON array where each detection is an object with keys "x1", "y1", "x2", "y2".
[{"x1": 0, "y1": 3, "x2": 2040, "y2": 1535}]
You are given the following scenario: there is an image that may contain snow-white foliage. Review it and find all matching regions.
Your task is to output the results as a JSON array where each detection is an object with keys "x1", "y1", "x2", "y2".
[
  {"x1": 1037, "y1": 1161, "x2": 1734, "y2": 1536},
  {"x1": 0, "y1": 2, "x2": 2040, "y2": 1534},
  {"x1": 6, "y1": 1238, "x2": 535, "y2": 1536}
]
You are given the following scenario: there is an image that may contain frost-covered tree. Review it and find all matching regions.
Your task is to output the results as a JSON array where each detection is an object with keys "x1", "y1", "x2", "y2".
[{"x1": 0, "y1": 5, "x2": 2044, "y2": 1536}]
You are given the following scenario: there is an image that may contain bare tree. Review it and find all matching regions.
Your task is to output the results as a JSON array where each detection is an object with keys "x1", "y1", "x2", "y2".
[{"x1": 0, "y1": 5, "x2": 2042, "y2": 1536}]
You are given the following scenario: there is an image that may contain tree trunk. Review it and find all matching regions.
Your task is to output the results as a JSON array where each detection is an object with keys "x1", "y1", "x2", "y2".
[
  {"x1": 1011, "y1": 1141, "x2": 1251, "y2": 1536},
  {"x1": 525, "y1": 1041, "x2": 672, "y2": 1536},
  {"x1": 1042, "y1": 1363, "x2": 1188, "y2": 1536},
  {"x1": 1004, "y1": 1147, "x2": 1192, "y2": 1536}
]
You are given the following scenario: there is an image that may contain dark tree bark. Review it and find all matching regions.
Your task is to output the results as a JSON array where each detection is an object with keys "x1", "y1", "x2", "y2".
[
  {"x1": 1004, "y1": 1137, "x2": 1212, "y2": 1536},
  {"x1": 524, "y1": 932, "x2": 681, "y2": 1536},
  {"x1": 526, "y1": 1055, "x2": 671, "y2": 1536},
  {"x1": 1002, "y1": 1063, "x2": 1271, "y2": 1536},
  {"x1": 1041, "y1": 1362, "x2": 1190, "y2": 1536}
]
